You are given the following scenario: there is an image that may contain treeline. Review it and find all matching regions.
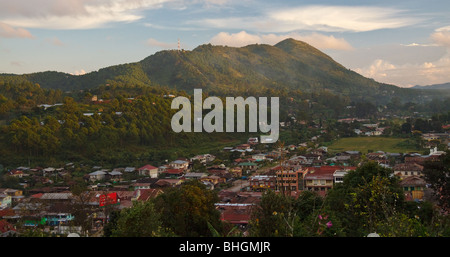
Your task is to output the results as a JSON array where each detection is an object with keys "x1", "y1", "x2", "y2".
[{"x1": 0, "y1": 79, "x2": 64, "y2": 117}]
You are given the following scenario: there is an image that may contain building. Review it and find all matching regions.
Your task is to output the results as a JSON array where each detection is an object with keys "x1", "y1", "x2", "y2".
[
  {"x1": 303, "y1": 166, "x2": 356, "y2": 196},
  {"x1": 238, "y1": 162, "x2": 258, "y2": 173},
  {"x1": 393, "y1": 163, "x2": 424, "y2": 179},
  {"x1": 183, "y1": 172, "x2": 208, "y2": 180},
  {"x1": 169, "y1": 159, "x2": 190, "y2": 171},
  {"x1": 399, "y1": 176, "x2": 427, "y2": 201},
  {"x1": 87, "y1": 170, "x2": 108, "y2": 182},
  {"x1": 275, "y1": 167, "x2": 306, "y2": 193},
  {"x1": 138, "y1": 165, "x2": 159, "y2": 178},
  {"x1": 249, "y1": 175, "x2": 276, "y2": 191}
]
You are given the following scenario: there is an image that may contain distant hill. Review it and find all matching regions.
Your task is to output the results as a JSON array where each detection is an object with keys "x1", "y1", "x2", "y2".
[
  {"x1": 412, "y1": 82, "x2": 450, "y2": 90},
  {"x1": 0, "y1": 38, "x2": 436, "y2": 104}
]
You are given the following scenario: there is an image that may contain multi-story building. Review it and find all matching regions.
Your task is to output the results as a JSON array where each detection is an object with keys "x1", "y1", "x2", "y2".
[
  {"x1": 249, "y1": 175, "x2": 276, "y2": 191},
  {"x1": 303, "y1": 166, "x2": 356, "y2": 196},
  {"x1": 274, "y1": 166, "x2": 306, "y2": 193}
]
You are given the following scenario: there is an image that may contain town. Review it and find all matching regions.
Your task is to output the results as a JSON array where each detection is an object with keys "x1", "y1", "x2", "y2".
[{"x1": 1, "y1": 127, "x2": 448, "y2": 237}]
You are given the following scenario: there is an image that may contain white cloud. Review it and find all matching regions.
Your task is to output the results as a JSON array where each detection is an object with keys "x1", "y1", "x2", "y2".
[
  {"x1": 431, "y1": 26, "x2": 450, "y2": 48},
  {"x1": 354, "y1": 55, "x2": 450, "y2": 87},
  {"x1": 0, "y1": 22, "x2": 33, "y2": 38},
  {"x1": 268, "y1": 5, "x2": 417, "y2": 32},
  {"x1": 209, "y1": 31, "x2": 353, "y2": 50},
  {"x1": 354, "y1": 59, "x2": 396, "y2": 79},
  {"x1": 209, "y1": 31, "x2": 261, "y2": 47},
  {"x1": 0, "y1": 0, "x2": 173, "y2": 30},
  {"x1": 192, "y1": 5, "x2": 419, "y2": 33},
  {"x1": 71, "y1": 69, "x2": 87, "y2": 76}
]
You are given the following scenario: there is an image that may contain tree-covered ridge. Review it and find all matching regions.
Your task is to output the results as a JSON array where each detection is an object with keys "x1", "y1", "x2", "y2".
[{"x1": 1, "y1": 38, "x2": 444, "y2": 104}]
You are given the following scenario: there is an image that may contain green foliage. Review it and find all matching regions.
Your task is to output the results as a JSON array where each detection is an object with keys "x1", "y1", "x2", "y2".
[
  {"x1": 110, "y1": 200, "x2": 172, "y2": 237},
  {"x1": 422, "y1": 150, "x2": 450, "y2": 212},
  {"x1": 153, "y1": 180, "x2": 222, "y2": 237}
]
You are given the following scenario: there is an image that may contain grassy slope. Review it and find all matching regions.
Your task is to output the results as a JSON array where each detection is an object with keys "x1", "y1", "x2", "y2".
[{"x1": 327, "y1": 136, "x2": 421, "y2": 154}]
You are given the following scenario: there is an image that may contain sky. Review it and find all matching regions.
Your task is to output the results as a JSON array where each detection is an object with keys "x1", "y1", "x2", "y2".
[{"x1": 1, "y1": 0, "x2": 450, "y2": 88}]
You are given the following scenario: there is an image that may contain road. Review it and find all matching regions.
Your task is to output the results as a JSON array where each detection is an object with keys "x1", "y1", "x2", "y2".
[{"x1": 228, "y1": 179, "x2": 250, "y2": 192}]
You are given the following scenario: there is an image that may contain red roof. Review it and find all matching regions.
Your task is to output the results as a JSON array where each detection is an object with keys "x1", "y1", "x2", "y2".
[
  {"x1": 135, "y1": 189, "x2": 162, "y2": 201},
  {"x1": 30, "y1": 193, "x2": 44, "y2": 199},
  {"x1": 219, "y1": 207, "x2": 252, "y2": 224},
  {"x1": 0, "y1": 209, "x2": 15, "y2": 217},
  {"x1": 0, "y1": 220, "x2": 16, "y2": 234},
  {"x1": 164, "y1": 169, "x2": 184, "y2": 174},
  {"x1": 138, "y1": 165, "x2": 158, "y2": 170}
]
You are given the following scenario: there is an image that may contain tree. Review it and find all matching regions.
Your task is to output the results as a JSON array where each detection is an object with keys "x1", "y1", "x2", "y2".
[
  {"x1": 249, "y1": 190, "x2": 297, "y2": 237},
  {"x1": 153, "y1": 180, "x2": 222, "y2": 237},
  {"x1": 109, "y1": 200, "x2": 172, "y2": 237},
  {"x1": 324, "y1": 161, "x2": 405, "y2": 236},
  {"x1": 422, "y1": 151, "x2": 450, "y2": 212}
]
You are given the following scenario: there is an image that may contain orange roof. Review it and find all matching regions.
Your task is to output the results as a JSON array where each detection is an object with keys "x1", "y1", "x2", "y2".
[{"x1": 138, "y1": 164, "x2": 158, "y2": 170}]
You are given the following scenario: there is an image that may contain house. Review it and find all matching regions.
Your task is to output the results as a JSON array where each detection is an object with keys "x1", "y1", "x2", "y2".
[
  {"x1": 399, "y1": 176, "x2": 427, "y2": 201},
  {"x1": 133, "y1": 189, "x2": 163, "y2": 202},
  {"x1": 138, "y1": 165, "x2": 159, "y2": 178},
  {"x1": 393, "y1": 163, "x2": 424, "y2": 178},
  {"x1": 251, "y1": 154, "x2": 266, "y2": 162},
  {"x1": 229, "y1": 167, "x2": 243, "y2": 178},
  {"x1": 333, "y1": 170, "x2": 349, "y2": 184},
  {"x1": 235, "y1": 144, "x2": 251, "y2": 150},
  {"x1": 124, "y1": 167, "x2": 136, "y2": 173},
  {"x1": 132, "y1": 178, "x2": 159, "y2": 190},
  {"x1": 303, "y1": 166, "x2": 357, "y2": 196},
  {"x1": 0, "y1": 188, "x2": 23, "y2": 197},
  {"x1": 169, "y1": 159, "x2": 190, "y2": 171},
  {"x1": 0, "y1": 194, "x2": 12, "y2": 209},
  {"x1": 162, "y1": 169, "x2": 184, "y2": 178},
  {"x1": 88, "y1": 170, "x2": 108, "y2": 182},
  {"x1": 183, "y1": 172, "x2": 208, "y2": 180},
  {"x1": 190, "y1": 154, "x2": 216, "y2": 164},
  {"x1": 7, "y1": 170, "x2": 24, "y2": 178},
  {"x1": 216, "y1": 203, "x2": 253, "y2": 227},
  {"x1": 201, "y1": 175, "x2": 226, "y2": 186},
  {"x1": 109, "y1": 170, "x2": 123, "y2": 182},
  {"x1": 238, "y1": 162, "x2": 258, "y2": 172},
  {"x1": 0, "y1": 220, "x2": 16, "y2": 237},
  {"x1": 153, "y1": 179, "x2": 183, "y2": 188}
]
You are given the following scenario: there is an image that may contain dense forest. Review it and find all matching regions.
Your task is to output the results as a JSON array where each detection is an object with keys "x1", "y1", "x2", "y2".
[{"x1": 1, "y1": 74, "x2": 450, "y2": 169}]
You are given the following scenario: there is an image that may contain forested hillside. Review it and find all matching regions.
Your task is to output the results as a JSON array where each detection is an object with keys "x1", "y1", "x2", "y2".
[{"x1": 1, "y1": 38, "x2": 443, "y2": 105}]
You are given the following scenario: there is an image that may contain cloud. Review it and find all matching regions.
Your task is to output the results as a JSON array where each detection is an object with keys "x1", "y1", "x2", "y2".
[
  {"x1": 209, "y1": 31, "x2": 261, "y2": 47},
  {"x1": 355, "y1": 59, "x2": 396, "y2": 79},
  {"x1": 192, "y1": 5, "x2": 419, "y2": 33},
  {"x1": 71, "y1": 69, "x2": 87, "y2": 76},
  {"x1": 209, "y1": 31, "x2": 353, "y2": 50},
  {"x1": 145, "y1": 38, "x2": 178, "y2": 49},
  {"x1": 354, "y1": 56, "x2": 450, "y2": 87},
  {"x1": 0, "y1": 22, "x2": 33, "y2": 38},
  {"x1": 431, "y1": 26, "x2": 450, "y2": 48},
  {"x1": 267, "y1": 5, "x2": 418, "y2": 33},
  {"x1": 0, "y1": 0, "x2": 173, "y2": 30}
]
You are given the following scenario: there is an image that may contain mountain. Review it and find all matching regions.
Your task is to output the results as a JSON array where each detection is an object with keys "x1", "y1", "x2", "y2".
[
  {"x1": 412, "y1": 82, "x2": 450, "y2": 90},
  {"x1": 0, "y1": 38, "x2": 431, "y2": 103}
]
